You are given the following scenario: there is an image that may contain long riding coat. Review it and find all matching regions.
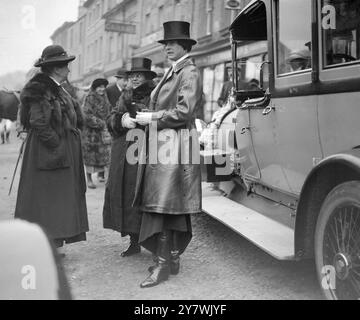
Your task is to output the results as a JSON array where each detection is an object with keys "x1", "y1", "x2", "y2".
[
  {"x1": 15, "y1": 73, "x2": 89, "y2": 243},
  {"x1": 103, "y1": 81, "x2": 155, "y2": 235},
  {"x1": 134, "y1": 57, "x2": 203, "y2": 216}
]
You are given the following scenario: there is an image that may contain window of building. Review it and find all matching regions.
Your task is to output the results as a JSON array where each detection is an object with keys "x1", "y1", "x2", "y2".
[
  {"x1": 96, "y1": 3, "x2": 100, "y2": 20},
  {"x1": 145, "y1": 13, "x2": 151, "y2": 35},
  {"x1": 99, "y1": 36, "x2": 103, "y2": 60},
  {"x1": 276, "y1": 0, "x2": 312, "y2": 75},
  {"x1": 70, "y1": 29, "x2": 74, "y2": 49},
  {"x1": 320, "y1": 0, "x2": 360, "y2": 68},
  {"x1": 158, "y1": 5, "x2": 164, "y2": 28},
  {"x1": 78, "y1": 54, "x2": 82, "y2": 76},
  {"x1": 94, "y1": 40, "x2": 98, "y2": 62},
  {"x1": 206, "y1": 0, "x2": 214, "y2": 36},
  {"x1": 79, "y1": 22, "x2": 83, "y2": 44},
  {"x1": 117, "y1": 33, "x2": 122, "y2": 59}
]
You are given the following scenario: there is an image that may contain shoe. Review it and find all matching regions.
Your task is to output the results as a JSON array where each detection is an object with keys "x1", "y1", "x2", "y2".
[{"x1": 121, "y1": 243, "x2": 141, "y2": 257}]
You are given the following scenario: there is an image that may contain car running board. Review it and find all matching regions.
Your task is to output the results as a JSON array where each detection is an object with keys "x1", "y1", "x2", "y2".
[{"x1": 202, "y1": 196, "x2": 296, "y2": 260}]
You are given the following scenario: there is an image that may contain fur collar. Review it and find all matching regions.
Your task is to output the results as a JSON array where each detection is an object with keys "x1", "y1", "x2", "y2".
[
  {"x1": 133, "y1": 80, "x2": 155, "y2": 98},
  {"x1": 21, "y1": 73, "x2": 61, "y2": 101}
]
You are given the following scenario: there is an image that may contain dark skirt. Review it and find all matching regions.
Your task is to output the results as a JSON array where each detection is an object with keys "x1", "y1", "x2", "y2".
[
  {"x1": 139, "y1": 212, "x2": 192, "y2": 255},
  {"x1": 103, "y1": 146, "x2": 142, "y2": 237}
]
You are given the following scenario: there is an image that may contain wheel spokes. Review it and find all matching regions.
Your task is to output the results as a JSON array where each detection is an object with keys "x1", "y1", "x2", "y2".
[{"x1": 323, "y1": 204, "x2": 360, "y2": 300}]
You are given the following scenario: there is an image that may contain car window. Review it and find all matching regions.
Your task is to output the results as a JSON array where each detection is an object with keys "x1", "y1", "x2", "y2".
[
  {"x1": 321, "y1": 0, "x2": 360, "y2": 67},
  {"x1": 276, "y1": 0, "x2": 312, "y2": 75}
]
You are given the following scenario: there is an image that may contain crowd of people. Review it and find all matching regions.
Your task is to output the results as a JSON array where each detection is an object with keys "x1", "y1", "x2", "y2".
[{"x1": 14, "y1": 20, "x2": 203, "y2": 288}]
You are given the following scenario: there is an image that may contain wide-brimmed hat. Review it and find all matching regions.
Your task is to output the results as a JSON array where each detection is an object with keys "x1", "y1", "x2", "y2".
[
  {"x1": 91, "y1": 78, "x2": 109, "y2": 90},
  {"x1": 115, "y1": 68, "x2": 128, "y2": 79},
  {"x1": 34, "y1": 45, "x2": 75, "y2": 67},
  {"x1": 126, "y1": 58, "x2": 157, "y2": 79},
  {"x1": 158, "y1": 21, "x2": 197, "y2": 45}
]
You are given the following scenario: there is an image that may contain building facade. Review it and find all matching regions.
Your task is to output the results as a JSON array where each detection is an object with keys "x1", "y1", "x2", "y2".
[{"x1": 51, "y1": 0, "x2": 261, "y2": 120}]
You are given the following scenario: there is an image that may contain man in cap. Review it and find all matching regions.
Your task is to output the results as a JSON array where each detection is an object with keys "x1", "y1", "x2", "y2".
[
  {"x1": 106, "y1": 68, "x2": 128, "y2": 110},
  {"x1": 288, "y1": 49, "x2": 311, "y2": 72}
]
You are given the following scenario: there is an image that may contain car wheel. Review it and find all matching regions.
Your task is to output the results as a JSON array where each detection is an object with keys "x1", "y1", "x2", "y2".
[{"x1": 315, "y1": 181, "x2": 360, "y2": 300}]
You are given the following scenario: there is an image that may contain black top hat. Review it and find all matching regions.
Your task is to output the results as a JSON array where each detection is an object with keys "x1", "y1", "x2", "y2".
[
  {"x1": 158, "y1": 21, "x2": 197, "y2": 45},
  {"x1": 126, "y1": 58, "x2": 157, "y2": 79},
  {"x1": 91, "y1": 78, "x2": 109, "y2": 90},
  {"x1": 34, "y1": 45, "x2": 76, "y2": 67},
  {"x1": 115, "y1": 68, "x2": 128, "y2": 79}
]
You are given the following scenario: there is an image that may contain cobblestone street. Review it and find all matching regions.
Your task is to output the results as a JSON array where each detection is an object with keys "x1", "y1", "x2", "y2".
[{"x1": 0, "y1": 133, "x2": 323, "y2": 300}]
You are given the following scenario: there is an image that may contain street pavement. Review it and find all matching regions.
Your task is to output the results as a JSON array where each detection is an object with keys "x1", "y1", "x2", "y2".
[{"x1": 0, "y1": 132, "x2": 323, "y2": 300}]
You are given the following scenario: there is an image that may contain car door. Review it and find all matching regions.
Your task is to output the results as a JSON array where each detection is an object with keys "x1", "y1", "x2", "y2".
[{"x1": 249, "y1": 0, "x2": 323, "y2": 195}]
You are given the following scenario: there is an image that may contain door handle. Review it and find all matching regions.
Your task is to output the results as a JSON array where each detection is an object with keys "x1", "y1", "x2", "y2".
[{"x1": 262, "y1": 105, "x2": 275, "y2": 115}]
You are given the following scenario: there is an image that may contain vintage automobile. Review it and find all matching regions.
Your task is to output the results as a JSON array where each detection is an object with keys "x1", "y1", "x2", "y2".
[
  {"x1": 200, "y1": 0, "x2": 360, "y2": 300},
  {"x1": 0, "y1": 220, "x2": 71, "y2": 300}
]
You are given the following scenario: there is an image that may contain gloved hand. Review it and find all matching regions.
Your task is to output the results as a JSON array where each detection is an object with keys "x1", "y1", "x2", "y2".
[
  {"x1": 136, "y1": 111, "x2": 153, "y2": 126},
  {"x1": 121, "y1": 112, "x2": 137, "y2": 129}
]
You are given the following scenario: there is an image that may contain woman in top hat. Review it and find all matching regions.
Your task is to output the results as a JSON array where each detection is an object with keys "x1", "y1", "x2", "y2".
[
  {"x1": 15, "y1": 45, "x2": 89, "y2": 248},
  {"x1": 103, "y1": 58, "x2": 156, "y2": 257},
  {"x1": 134, "y1": 21, "x2": 203, "y2": 288},
  {"x1": 82, "y1": 78, "x2": 112, "y2": 189}
]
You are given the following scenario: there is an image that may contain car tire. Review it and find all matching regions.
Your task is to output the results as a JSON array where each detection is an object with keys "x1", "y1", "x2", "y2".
[{"x1": 315, "y1": 181, "x2": 360, "y2": 300}]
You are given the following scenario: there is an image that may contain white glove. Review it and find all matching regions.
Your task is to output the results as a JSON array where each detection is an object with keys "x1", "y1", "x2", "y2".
[
  {"x1": 136, "y1": 112, "x2": 153, "y2": 126},
  {"x1": 121, "y1": 112, "x2": 137, "y2": 129}
]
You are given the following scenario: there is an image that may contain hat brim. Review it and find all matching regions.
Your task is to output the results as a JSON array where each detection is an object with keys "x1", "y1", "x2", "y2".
[
  {"x1": 158, "y1": 38, "x2": 197, "y2": 46},
  {"x1": 34, "y1": 56, "x2": 76, "y2": 67},
  {"x1": 126, "y1": 70, "x2": 157, "y2": 79}
]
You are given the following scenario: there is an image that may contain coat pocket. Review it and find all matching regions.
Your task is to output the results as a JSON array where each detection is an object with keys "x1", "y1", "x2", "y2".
[{"x1": 36, "y1": 137, "x2": 70, "y2": 170}]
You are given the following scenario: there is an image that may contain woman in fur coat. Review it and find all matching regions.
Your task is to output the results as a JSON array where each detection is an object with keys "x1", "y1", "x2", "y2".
[
  {"x1": 82, "y1": 78, "x2": 112, "y2": 189},
  {"x1": 15, "y1": 45, "x2": 89, "y2": 248}
]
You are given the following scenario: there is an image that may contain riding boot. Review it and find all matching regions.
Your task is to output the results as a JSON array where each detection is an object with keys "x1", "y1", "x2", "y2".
[
  {"x1": 121, "y1": 233, "x2": 141, "y2": 257},
  {"x1": 170, "y1": 230, "x2": 180, "y2": 275},
  {"x1": 148, "y1": 232, "x2": 180, "y2": 275},
  {"x1": 1, "y1": 132, "x2": 4, "y2": 144},
  {"x1": 5, "y1": 131, "x2": 10, "y2": 143},
  {"x1": 148, "y1": 254, "x2": 159, "y2": 273},
  {"x1": 141, "y1": 231, "x2": 170, "y2": 288}
]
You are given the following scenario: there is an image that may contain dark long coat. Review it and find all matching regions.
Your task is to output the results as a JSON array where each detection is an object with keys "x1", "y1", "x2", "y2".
[
  {"x1": 106, "y1": 83, "x2": 122, "y2": 110},
  {"x1": 103, "y1": 81, "x2": 155, "y2": 236},
  {"x1": 134, "y1": 57, "x2": 203, "y2": 216},
  {"x1": 15, "y1": 73, "x2": 89, "y2": 243},
  {"x1": 82, "y1": 91, "x2": 111, "y2": 168}
]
